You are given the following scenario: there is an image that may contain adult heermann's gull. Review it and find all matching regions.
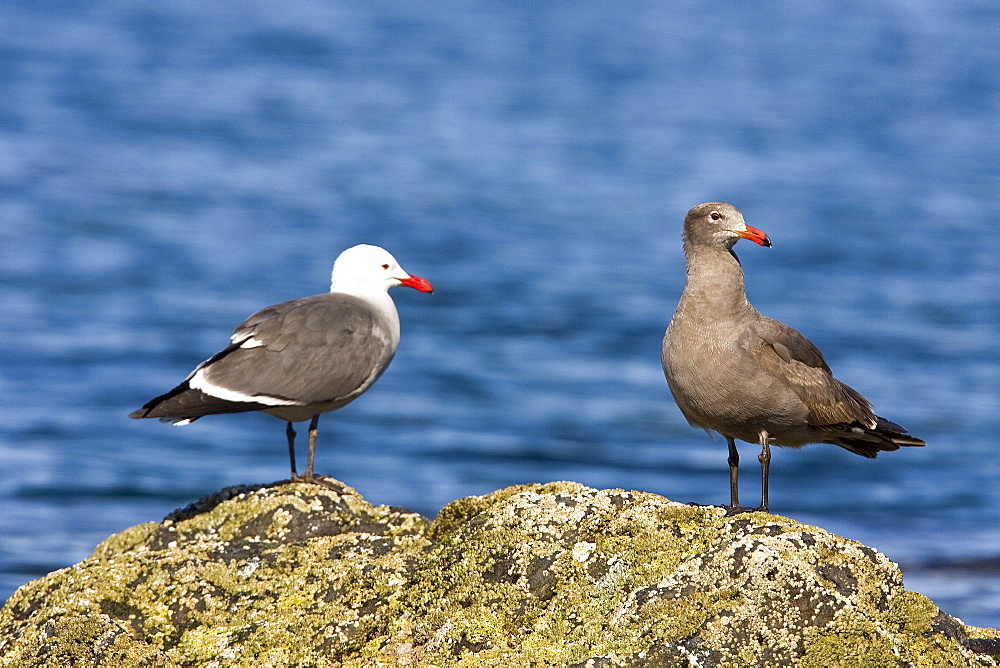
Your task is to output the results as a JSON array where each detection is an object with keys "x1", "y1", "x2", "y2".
[
  {"x1": 130, "y1": 244, "x2": 433, "y2": 486},
  {"x1": 661, "y1": 202, "x2": 924, "y2": 512}
]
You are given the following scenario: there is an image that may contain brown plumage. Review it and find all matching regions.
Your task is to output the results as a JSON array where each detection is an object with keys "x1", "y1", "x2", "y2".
[{"x1": 661, "y1": 202, "x2": 924, "y2": 511}]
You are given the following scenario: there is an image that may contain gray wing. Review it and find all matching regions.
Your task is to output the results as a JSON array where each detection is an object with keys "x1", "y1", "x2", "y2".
[
  {"x1": 747, "y1": 316, "x2": 877, "y2": 428},
  {"x1": 201, "y1": 293, "x2": 396, "y2": 405}
]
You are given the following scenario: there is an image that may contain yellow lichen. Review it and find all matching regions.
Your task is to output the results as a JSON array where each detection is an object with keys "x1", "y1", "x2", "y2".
[{"x1": 1, "y1": 480, "x2": 996, "y2": 667}]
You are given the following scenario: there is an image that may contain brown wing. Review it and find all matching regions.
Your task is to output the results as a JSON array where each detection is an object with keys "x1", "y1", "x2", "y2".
[{"x1": 748, "y1": 316, "x2": 877, "y2": 428}]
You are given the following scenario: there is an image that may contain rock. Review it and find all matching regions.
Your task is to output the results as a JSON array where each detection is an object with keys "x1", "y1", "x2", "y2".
[{"x1": 0, "y1": 480, "x2": 996, "y2": 666}]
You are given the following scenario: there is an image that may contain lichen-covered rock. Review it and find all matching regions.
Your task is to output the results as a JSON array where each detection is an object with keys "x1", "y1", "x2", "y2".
[{"x1": 0, "y1": 481, "x2": 996, "y2": 667}]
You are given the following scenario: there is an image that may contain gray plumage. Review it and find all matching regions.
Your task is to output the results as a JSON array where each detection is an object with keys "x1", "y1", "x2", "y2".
[
  {"x1": 661, "y1": 202, "x2": 924, "y2": 511},
  {"x1": 130, "y1": 293, "x2": 397, "y2": 421},
  {"x1": 130, "y1": 244, "x2": 433, "y2": 486}
]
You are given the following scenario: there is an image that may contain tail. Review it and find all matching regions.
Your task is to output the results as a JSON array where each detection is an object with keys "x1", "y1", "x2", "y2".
[
  {"x1": 129, "y1": 382, "x2": 266, "y2": 423},
  {"x1": 825, "y1": 416, "x2": 926, "y2": 458}
]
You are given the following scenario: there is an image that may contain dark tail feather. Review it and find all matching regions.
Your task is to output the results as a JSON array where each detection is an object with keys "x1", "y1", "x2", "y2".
[
  {"x1": 825, "y1": 416, "x2": 926, "y2": 458},
  {"x1": 873, "y1": 416, "x2": 926, "y2": 447},
  {"x1": 129, "y1": 382, "x2": 266, "y2": 422}
]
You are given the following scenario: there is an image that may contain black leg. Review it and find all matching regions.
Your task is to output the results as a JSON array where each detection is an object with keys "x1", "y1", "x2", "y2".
[
  {"x1": 726, "y1": 436, "x2": 740, "y2": 508},
  {"x1": 305, "y1": 414, "x2": 320, "y2": 479},
  {"x1": 299, "y1": 416, "x2": 344, "y2": 492},
  {"x1": 758, "y1": 430, "x2": 771, "y2": 512},
  {"x1": 286, "y1": 422, "x2": 298, "y2": 477}
]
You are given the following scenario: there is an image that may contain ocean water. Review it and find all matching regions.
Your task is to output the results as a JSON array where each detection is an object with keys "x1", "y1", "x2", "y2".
[{"x1": 1, "y1": 1, "x2": 997, "y2": 629}]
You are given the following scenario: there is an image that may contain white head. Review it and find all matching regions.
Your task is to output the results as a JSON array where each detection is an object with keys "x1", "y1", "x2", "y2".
[{"x1": 329, "y1": 244, "x2": 433, "y2": 295}]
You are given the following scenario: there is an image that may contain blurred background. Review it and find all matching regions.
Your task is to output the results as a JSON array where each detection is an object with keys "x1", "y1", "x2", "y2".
[{"x1": 0, "y1": 1, "x2": 997, "y2": 628}]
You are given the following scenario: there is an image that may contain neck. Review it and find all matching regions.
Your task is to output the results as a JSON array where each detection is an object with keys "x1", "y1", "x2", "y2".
[
  {"x1": 329, "y1": 285, "x2": 401, "y2": 347},
  {"x1": 678, "y1": 244, "x2": 752, "y2": 315},
  {"x1": 329, "y1": 277, "x2": 385, "y2": 296},
  {"x1": 330, "y1": 283, "x2": 395, "y2": 312}
]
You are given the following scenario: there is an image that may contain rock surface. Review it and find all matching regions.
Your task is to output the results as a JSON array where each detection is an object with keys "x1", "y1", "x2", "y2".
[{"x1": 0, "y1": 480, "x2": 997, "y2": 667}]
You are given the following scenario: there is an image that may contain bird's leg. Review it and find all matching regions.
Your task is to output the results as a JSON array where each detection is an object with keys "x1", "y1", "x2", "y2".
[
  {"x1": 304, "y1": 414, "x2": 320, "y2": 480},
  {"x1": 727, "y1": 436, "x2": 741, "y2": 508},
  {"x1": 757, "y1": 430, "x2": 771, "y2": 512},
  {"x1": 286, "y1": 422, "x2": 298, "y2": 478},
  {"x1": 297, "y1": 416, "x2": 345, "y2": 492}
]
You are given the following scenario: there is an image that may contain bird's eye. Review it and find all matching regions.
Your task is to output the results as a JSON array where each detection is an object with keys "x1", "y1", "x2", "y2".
[
  {"x1": 381, "y1": 263, "x2": 390, "y2": 270},
  {"x1": 710, "y1": 211, "x2": 722, "y2": 221}
]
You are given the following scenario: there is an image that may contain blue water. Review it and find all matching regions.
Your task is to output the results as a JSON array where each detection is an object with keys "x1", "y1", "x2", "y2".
[{"x1": 1, "y1": 1, "x2": 998, "y2": 629}]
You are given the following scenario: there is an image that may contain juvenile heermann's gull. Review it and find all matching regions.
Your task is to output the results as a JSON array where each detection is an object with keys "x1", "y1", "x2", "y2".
[
  {"x1": 130, "y1": 244, "x2": 433, "y2": 486},
  {"x1": 661, "y1": 202, "x2": 924, "y2": 512}
]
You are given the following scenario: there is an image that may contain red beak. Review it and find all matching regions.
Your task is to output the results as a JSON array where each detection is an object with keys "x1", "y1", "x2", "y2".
[
  {"x1": 399, "y1": 275, "x2": 434, "y2": 293},
  {"x1": 737, "y1": 224, "x2": 772, "y2": 247}
]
